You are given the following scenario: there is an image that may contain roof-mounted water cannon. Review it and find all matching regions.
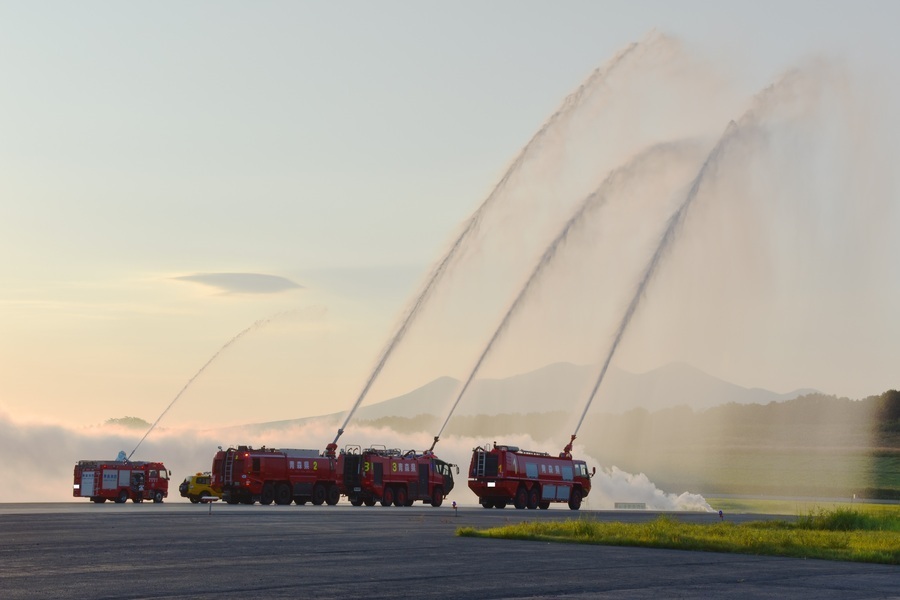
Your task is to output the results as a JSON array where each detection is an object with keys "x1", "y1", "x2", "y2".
[
  {"x1": 427, "y1": 435, "x2": 439, "y2": 453},
  {"x1": 561, "y1": 434, "x2": 576, "y2": 459},
  {"x1": 325, "y1": 428, "x2": 344, "y2": 458}
]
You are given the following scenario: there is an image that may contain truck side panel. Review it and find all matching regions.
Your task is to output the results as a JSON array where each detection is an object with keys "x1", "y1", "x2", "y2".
[
  {"x1": 103, "y1": 470, "x2": 118, "y2": 490},
  {"x1": 80, "y1": 472, "x2": 95, "y2": 497}
]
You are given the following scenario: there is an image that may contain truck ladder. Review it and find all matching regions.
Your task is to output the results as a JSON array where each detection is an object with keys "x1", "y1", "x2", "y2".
[
  {"x1": 224, "y1": 451, "x2": 235, "y2": 484},
  {"x1": 475, "y1": 449, "x2": 486, "y2": 477}
]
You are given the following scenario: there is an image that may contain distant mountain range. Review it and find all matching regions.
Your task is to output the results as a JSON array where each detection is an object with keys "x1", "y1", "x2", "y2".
[{"x1": 254, "y1": 362, "x2": 816, "y2": 429}]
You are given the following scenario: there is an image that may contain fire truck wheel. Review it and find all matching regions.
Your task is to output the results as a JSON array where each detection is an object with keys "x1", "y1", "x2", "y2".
[
  {"x1": 539, "y1": 501, "x2": 550, "y2": 510},
  {"x1": 294, "y1": 497, "x2": 308, "y2": 506},
  {"x1": 364, "y1": 497, "x2": 376, "y2": 507},
  {"x1": 495, "y1": 501, "x2": 507, "y2": 509},
  {"x1": 381, "y1": 486, "x2": 394, "y2": 507},
  {"x1": 260, "y1": 483, "x2": 275, "y2": 505},
  {"x1": 480, "y1": 499, "x2": 494, "y2": 509},
  {"x1": 116, "y1": 490, "x2": 128, "y2": 504},
  {"x1": 153, "y1": 491, "x2": 164, "y2": 503},
  {"x1": 350, "y1": 497, "x2": 364, "y2": 507},
  {"x1": 312, "y1": 484, "x2": 326, "y2": 506},
  {"x1": 568, "y1": 488, "x2": 582, "y2": 510},
  {"x1": 394, "y1": 486, "x2": 408, "y2": 507},
  {"x1": 430, "y1": 487, "x2": 443, "y2": 507},
  {"x1": 132, "y1": 496, "x2": 142, "y2": 503},
  {"x1": 275, "y1": 483, "x2": 292, "y2": 505},
  {"x1": 91, "y1": 497, "x2": 107, "y2": 503},
  {"x1": 326, "y1": 485, "x2": 340, "y2": 506},
  {"x1": 514, "y1": 487, "x2": 528, "y2": 510},
  {"x1": 527, "y1": 486, "x2": 540, "y2": 510}
]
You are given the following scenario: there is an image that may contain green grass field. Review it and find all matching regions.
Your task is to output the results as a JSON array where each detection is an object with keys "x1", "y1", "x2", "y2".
[
  {"x1": 706, "y1": 497, "x2": 899, "y2": 516},
  {"x1": 457, "y1": 507, "x2": 900, "y2": 565}
]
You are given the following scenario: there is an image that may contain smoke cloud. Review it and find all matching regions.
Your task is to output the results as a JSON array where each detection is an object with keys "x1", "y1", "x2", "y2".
[{"x1": 0, "y1": 412, "x2": 709, "y2": 509}]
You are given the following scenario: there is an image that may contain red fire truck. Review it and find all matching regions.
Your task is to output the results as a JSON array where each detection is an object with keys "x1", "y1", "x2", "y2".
[
  {"x1": 73, "y1": 458, "x2": 171, "y2": 503},
  {"x1": 211, "y1": 446, "x2": 342, "y2": 506},
  {"x1": 342, "y1": 445, "x2": 457, "y2": 507},
  {"x1": 468, "y1": 441, "x2": 593, "y2": 510}
]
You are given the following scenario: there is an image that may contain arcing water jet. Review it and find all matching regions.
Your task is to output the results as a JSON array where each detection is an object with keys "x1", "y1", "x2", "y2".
[
  {"x1": 571, "y1": 68, "x2": 809, "y2": 438},
  {"x1": 328, "y1": 37, "x2": 651, "y2": 453},
  {"x1": 128, "y1": 315, "x2": 279, "y2": 460},
  {"x1": 428, "y1": 140, "x2": 700, "y2": 451}
]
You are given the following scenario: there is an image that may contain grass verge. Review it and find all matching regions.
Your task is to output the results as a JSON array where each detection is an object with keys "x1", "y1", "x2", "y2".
[
  {"x1": 706, "y1": 497, "x2": 897, "y2": 516},
  {"x1": 457, "y1": 508, "x2": 900, "y2": 565}
]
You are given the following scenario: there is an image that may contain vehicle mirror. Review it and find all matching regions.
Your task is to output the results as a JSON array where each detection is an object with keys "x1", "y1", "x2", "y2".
[{"x1": 591, "y1": 467, "x2": 596, "y2": 478}]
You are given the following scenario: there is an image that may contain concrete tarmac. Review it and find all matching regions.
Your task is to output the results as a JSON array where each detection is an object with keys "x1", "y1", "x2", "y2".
[{"x1": 0, "y1": 503, "x2": 896, "y2": 599}]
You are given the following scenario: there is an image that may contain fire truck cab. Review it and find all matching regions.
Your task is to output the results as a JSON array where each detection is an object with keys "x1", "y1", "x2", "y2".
[
  {"x1": 342, "y1": 445, "x2": 456, "y2": 507},
  {"x1": 468, "y1": 443, "x2": 592, "y2": 510},
  {"x1": 73, "y1": 459, "x2": 170, "y2": 504}
]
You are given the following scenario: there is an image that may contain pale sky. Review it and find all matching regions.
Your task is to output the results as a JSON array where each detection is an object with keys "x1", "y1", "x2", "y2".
[{"x1": 2, "y1": 1, "x2": 898, "y2": 431}]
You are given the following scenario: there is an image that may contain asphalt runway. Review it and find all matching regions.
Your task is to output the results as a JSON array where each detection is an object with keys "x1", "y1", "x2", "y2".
[{"x1": 0, "y1": 503, "x2": 896, "y2": 599}]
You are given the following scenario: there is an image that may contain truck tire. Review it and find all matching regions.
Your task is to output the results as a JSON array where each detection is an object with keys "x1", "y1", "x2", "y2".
[
  {"x1": 495, "y1": 501, "x2": 507, "y2": 509},
  {"x1": 514, "y1": 487, "x2": 528, "y2": 510},
  {"x1": 153, "y1": 491, "x2": 164, "y2": 503},
  {"x1": 260, "y1": 483, "x2": 275, "y2": 505},
  {"x1": 394, "y1": 486, "x2": 408, "y2": 507},
  {"x1": 568, "y1": 488, "x2": 582, "y2": 510},
  {"x1": 275, "y1": 483, "x2": 292, "y2": 505},
  {"x1": 116, "y1": 490, "x2": 128, "y2": 504},
  {"x1": 91, "y1": 497, "x2": 107, "y2": 503},
  {"x1": 311, "y1": 484, "x2": 326, "y2": 506},
  {"x1": 294, "y1": 497, "x2": 308, "y2": 506},
  {"x1": 430, "y1": 487, "x2": 443, "y2": 507},
  {"x1": 527, "y1": 486, "x2": 540, "y2": 510},
  {"x1": 326, "y1": 485, "x2": 340, "y2": 506},
  {"x1": 381, "y1": 486, "x2": 394, "y2": 507},
  {"x1": 539, "y1": 501, "x2": 550, "y2": 510},
  {"x1": 480, "y1": 499, "x2": 494, "y2": 509},
  {"x1": 350, "y1": 497, "x2": 364, "y2": 506},
  {"x1": 364, "y1": 497, "x2": 376, "y2": 507}
]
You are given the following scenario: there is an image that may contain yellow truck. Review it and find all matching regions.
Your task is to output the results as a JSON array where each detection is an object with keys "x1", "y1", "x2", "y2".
[{"x1": 178, "y1": 472, "x2": 220, "y2": 503}]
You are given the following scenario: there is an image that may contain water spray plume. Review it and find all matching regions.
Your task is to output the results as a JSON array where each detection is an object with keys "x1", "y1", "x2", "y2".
[
  {"x1": 572, "y1": 128, "x2": 734, "y2": 437},
  {"x1": 127, "y1": 315, "x2": 281, "y2": 461},
  {"x1": 571, "y1": 70, "x2": 806, "y2": 438},
  {"x1": 331, "y1": 38, "x2": 648, "y2": 450},
  {"x1": 430, "y1": 141, "x2": 693, "y2": 450}
]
